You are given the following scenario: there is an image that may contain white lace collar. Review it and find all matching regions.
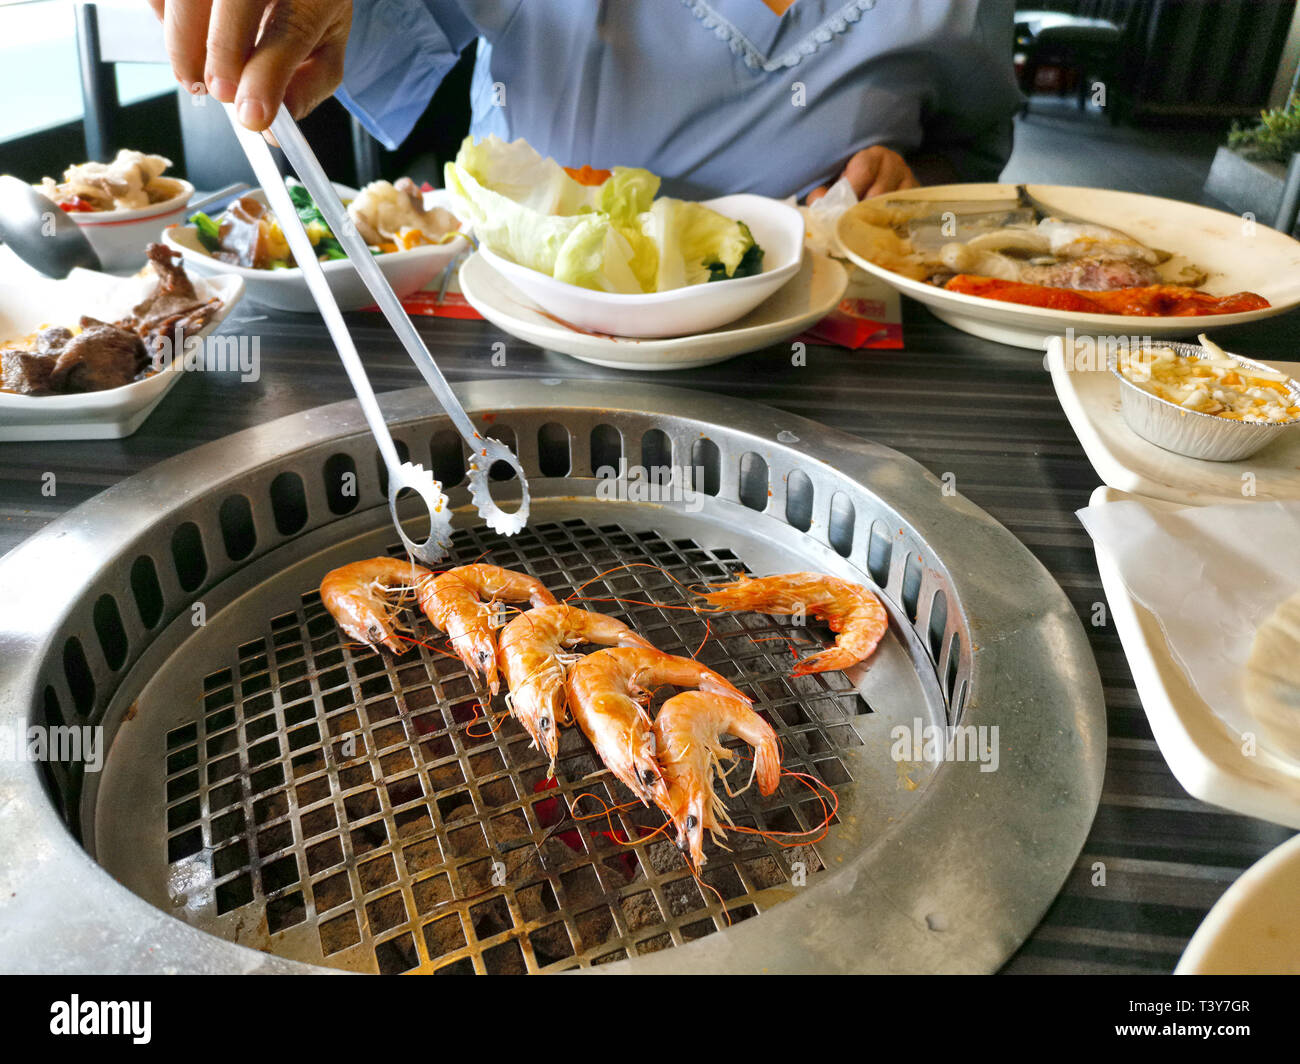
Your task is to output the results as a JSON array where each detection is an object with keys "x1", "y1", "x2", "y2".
[{"x1": 678, "y1": 0, "x2": 878, "y2": 71}]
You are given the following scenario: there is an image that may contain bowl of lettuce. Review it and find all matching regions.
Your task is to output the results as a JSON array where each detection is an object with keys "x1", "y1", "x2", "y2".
[{"x1": 445, "y1": 136, "x2": 804, "y2": 338}]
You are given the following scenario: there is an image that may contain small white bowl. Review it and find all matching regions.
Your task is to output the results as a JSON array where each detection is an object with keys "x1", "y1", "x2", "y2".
[
  {"x1": 1176, "y1": 831, "x2": 1300, "y2": 974},
  {"x1": 476, "y1": 193, "x2": 805, "y2": 338},
  {"x1": 162, "y1": 185, "x2": 468, "y2": 313},
  {"x1": 67, "y1": 178, "x2": 195, "y2": 272}
]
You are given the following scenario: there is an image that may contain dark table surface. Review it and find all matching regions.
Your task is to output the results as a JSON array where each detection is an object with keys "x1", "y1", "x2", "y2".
[{"x1": 2, "y1": 295, "x2": 1296, "y2": 974}]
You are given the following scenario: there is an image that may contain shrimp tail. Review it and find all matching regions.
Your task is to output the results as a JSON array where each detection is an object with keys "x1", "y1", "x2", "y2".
[
  {"x1": 790, "y1": 645, "x2": 861, "y2": 676},
  {"x1": 697, "y1": 672, "x2": 752, "y2": 704},
  {"x1": 753, "y1": 732, "x2": 781, "y2": 796},
  {"x1": 695, "y1": 582, "x2": 752, "y2": 610}
]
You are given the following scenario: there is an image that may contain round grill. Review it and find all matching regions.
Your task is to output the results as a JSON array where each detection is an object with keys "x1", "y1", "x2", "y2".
[{"x1": 0, "y1": 379, "x2": 1105, "y2": 974}]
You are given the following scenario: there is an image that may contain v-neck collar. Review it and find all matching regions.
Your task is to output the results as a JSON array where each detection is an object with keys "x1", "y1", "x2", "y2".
[{"x1": 679, "y1": 0, "x2": 878, "y2": 70}]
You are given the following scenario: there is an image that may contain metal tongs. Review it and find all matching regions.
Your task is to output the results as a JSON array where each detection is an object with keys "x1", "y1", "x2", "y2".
[{"x1": 222, "y1": 104, "x2": 529, "y2": 563}]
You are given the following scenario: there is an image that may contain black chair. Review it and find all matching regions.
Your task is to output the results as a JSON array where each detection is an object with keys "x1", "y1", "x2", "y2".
[
  {"x1": 1016, "y1": 10, "x2": 1124, "y2": 122},
  {"x1": 74, "y1": 1, "x2": 381, "y2": 187}
]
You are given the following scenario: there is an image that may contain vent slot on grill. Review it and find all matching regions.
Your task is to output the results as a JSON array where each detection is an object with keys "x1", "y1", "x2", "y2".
[
  {"x1": 690, "y1": 438, "x2": 721, "y2": 496},
  {"x1": 171, "y1": 522, "x2": 207, "y2": 593},
  {"x1": 220, "y1": 495, "x2": 257, "y2": 561},
  {"x1": 323, "y1": 453, "x2": 360, "y2": 515},
  {"x1": 537, "y1": 424, "x2": 571, "y2": 477}
]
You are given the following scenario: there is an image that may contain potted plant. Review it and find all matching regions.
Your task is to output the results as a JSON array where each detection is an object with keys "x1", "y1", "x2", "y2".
[{"x1": 1204, "y1": 96, "x2": 1300, "y2": 232}]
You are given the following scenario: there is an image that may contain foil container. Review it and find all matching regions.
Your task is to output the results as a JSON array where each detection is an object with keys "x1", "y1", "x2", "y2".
[{"x1": 1113, "y1": 341, "x2": 1300, "y2": 462}]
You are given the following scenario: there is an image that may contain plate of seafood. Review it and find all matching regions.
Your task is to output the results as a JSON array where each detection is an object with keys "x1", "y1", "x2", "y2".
[
  {"x1": 1048, "y1": 333, "x2": 1300, "y2": 504},
  {"x1": 0, "y1": 243, "x2": 243, "y2": 441},
  {"x1": 318, "y1": 560, "x2": 881, "y2": 869},
  {"x1": 837, "y1": 183, "x2": 1300, "y2": 350}
]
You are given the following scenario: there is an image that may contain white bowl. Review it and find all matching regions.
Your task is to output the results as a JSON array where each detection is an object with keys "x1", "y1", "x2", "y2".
[
  {"x1": 162, "y1": 185, "x2": 468, "y2": 313},
  {"x1": 0, "y1": 252, "x2": 244, "y2": 440},
  {"x1": 476, "y1": 193, "x2": 805, "y2": 338},
  {"x1": 68, "y1": 178, "x2": 195, "y2": 272},
  {"x1": 1176, "y1": 831, "x2": 1300, "y2": 974}
]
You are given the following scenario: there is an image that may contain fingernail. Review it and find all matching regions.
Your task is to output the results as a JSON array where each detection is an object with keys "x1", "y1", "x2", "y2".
[
  {"x1": 208, "y1": 77, "x2": 237, "y2": 102},
  {"x1": 237, "y1": 98, "x2": 267, "y2": 128}
]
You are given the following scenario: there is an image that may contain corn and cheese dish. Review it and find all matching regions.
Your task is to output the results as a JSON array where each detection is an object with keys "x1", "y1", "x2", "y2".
[{"x1": 1120, "y1": 335, "x2": 1300, "y2": 424}]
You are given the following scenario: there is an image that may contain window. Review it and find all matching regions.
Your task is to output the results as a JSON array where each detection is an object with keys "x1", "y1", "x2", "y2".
[{"x1": 0, "y1": 0, "x2": 174, "y2": 142}]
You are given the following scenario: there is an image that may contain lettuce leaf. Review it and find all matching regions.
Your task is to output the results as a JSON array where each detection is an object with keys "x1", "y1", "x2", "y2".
[
  {"x1": 552, "y1": 217, "x2": 646, "y2": 293},
  {"x1": 451, "y1": 134, "x2": 593, "y2": 216},
  {"x1": 598, "y1": 166, "x2": 660, "y2": 222},
  {"x1": 445, "y1": 153, "x2": 590, "y2": 278},
  {"x1": 641, "y1": 199, "x2": 759, "y2": 289},
  {"x1": 445, "y1": 135, "x2": 759, "y2": 294}
]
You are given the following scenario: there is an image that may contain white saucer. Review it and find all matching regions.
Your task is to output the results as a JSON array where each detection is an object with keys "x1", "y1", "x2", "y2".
[
  {"x1": 1088, "y1": 486, "x2": 1300, "y2": 830},
  {"x1": 1047, "y1": 336, "x2": 1300, "y2": 505},
  {"x1": 458, "y1": 250, "x2": 848, "y2": 371},
  {"x1": 1177, "y1": 831, "x2": 1300, "y2": 974}
]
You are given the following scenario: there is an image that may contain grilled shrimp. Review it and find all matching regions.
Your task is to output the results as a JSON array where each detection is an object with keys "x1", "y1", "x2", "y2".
[
  {"x1": 416, "y1": 564, "x2": 556, "y2": 694},
  {"x1": 566, "y1": 647, "x2": 750, "y2": 806},
  {"x1": 320, "y1": 557, "x2": 433, "y2": 654},
  {"x1": 499, "y1": 604, "x2": 653, "y2": 771},
  {"x1": 652, "y1": 690, "x2": 781, "y2": 869},
  {"x1": 698, "y1": 571, "x2": 888, "y2": 675}
]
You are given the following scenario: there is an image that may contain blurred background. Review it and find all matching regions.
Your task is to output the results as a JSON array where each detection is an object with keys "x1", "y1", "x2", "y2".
[
  {"x1": 0, "y1": 0, "x2": 475, "y2": 189},
  {"x1": 2, "y1": 0, "x2": 1298, "y2": 223}
]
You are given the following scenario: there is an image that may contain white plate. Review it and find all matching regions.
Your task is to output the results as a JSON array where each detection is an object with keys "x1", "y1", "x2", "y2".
[
  {"x1": 476, "y1": 194, "x2": 805, "y2": 338},
  {"x1": 0, "y1": 254, "x2": 244, "y2": 441},
  {"x1": 162, "y1": 185, "x2": 467, "y2": 313},
  {"x1": 1089, "y1": 485, "x2": 1300, "y2": 830},
  {"x1": 838, "y1": 183, "x2": 1300, "y2": 350},
  {"x1": 1176, "y1": 831, "x2": 1300, "y2": 974},
  {"x1": 459, "y1": 248, "x2": 847, "y2": 370},
  {"x1": 1048, "y1": 335, "x2": 1300, "y2": 504}
]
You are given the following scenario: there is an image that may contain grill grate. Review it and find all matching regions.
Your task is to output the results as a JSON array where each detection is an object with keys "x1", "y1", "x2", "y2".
[
  {"x1": 3, "y1": 383, "x2": 1105, "y2": 974},
  {"x1": 161, "y1": 518, "x2": 863, "y2": 973}
]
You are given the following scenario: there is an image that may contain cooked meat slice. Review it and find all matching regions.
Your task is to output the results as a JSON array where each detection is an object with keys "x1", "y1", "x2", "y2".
[
  {"x1": 1, "y1": 349, "x2": 56, "y2": 395},
  {"x1": 135, "y1": 300, "x2": 221, "y2": 358},
  {"x1": 126, "y1": 242, "x2": 221, "y2": 355},
  {"x1": 35, "y1": 326, "x2": 75, "y2": 354},
  {"x1": 1018, "y1": 257, "x2": 1161, "y2": 291},
  {"x1": 48, "y1": 320, "x2": 147, "y2": 393},
  {"x1": 0, "y1": 325, "x2": 78, "y2": 395},
  {"x1": 133, "y1": 242, "x2": 199, "y2": 312}
]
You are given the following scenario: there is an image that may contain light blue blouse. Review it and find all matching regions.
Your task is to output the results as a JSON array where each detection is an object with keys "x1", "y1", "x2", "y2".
[{"x1": 338, "y1": 0, "x2": 1021, "y2": 199}]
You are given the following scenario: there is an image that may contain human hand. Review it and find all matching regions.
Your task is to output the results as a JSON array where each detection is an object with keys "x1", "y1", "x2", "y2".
[
  {"x1": 147, "y1": 0, "x2": 352, "y2": 130},
  {"x1": 806, "y1": 146, "x2": 920, "y2": 203}
]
